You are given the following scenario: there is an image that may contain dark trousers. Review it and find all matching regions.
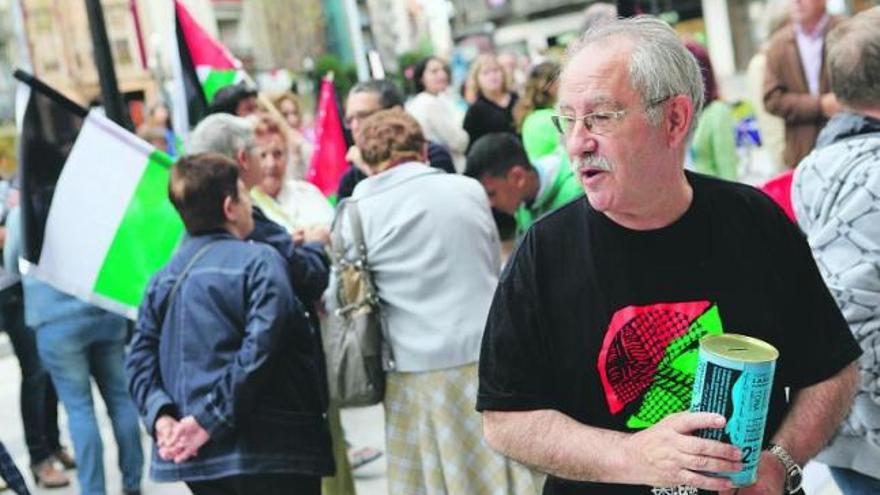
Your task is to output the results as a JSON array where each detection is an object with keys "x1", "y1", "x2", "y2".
[
  {"x1": 187, "y1": 474, "x2": 320, "y2": 495},
  {"x1": 0, "y1": 284, "x2": 61, "y2": 465}
]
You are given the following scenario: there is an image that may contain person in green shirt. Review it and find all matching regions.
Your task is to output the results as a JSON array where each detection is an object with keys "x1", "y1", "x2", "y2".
[
  {"x1": 465, "y1": 132, "x2": 583, "y2": 236},
  {"x1": 514, "y1": 61, "x2": 562, "y2": 160},
  {"x1": 686, "y1": 41, "x2": 739, "y2": 181}
]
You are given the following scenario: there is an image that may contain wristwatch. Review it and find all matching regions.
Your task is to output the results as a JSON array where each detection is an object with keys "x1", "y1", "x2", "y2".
[{"x1": 768, "y1": 443, "x2": 803, "y2": 494}]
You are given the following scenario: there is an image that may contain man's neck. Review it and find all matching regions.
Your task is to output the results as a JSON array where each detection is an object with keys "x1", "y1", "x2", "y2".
[
  {"x1": 224, "y1": 224, "x2": 248, "y2": 240},
  {"x1": 604, "y1": 174, "x2": 693, "y2": 231},
  {"x1": 799, "y1": 13, "x2": 827, "y2": 35},
  {"x1": 525, "y1": 169, "x2": 541, "y2": 203},
  {"x1": 855, "y1": 107, "x2": 880, "y2": 121}
]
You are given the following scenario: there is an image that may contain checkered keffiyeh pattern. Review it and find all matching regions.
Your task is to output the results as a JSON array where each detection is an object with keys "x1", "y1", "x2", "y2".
[
  {"x1": 383, "y1": 364, "x2": 543, "y2": 495},
  {"x1": 0, "y1": 441, "x2": 31, "y2": 495}
]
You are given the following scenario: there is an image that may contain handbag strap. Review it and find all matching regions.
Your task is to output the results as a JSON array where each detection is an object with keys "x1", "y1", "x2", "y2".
[
  {"x1": 346, "y1": 200, "x2": 369, "y2": 265},
  {"x1": 161, "y1": 240, "x2": 218, "y2": 324},
  {"x1": 330, "y1": 200, "x2": 350, "y2": 264},
  {"x1": 330, "y1": 199, "x2": 369, "y2": 267}
]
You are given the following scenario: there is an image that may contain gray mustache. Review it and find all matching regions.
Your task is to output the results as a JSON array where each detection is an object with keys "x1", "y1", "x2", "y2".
[{"x1": 571, "y1": 155, "x2": 614, "y2": 173}]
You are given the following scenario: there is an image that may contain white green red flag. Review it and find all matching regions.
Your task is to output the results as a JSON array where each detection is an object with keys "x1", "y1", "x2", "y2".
[
  {"x1": 170, "y1": 0, "x2": 246, "y2": 139},
  {"x1": 15, "y1": 71, "x2": 184, "y2": 318},
  {"x1": 307, "y1": 76, "x2": 348, "y2": 200}
]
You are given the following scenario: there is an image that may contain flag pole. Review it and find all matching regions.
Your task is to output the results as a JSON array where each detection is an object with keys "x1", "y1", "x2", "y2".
[
  {"x1": 84, "y1": 0, "x2": 133, "y2": 130},
  {"x1": 13, "y1": 69, "x2": 89, "y2": 118}
]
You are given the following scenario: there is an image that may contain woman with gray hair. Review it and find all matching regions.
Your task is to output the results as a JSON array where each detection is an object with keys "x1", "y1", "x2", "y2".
[{"x1": 325, "y1": 108, "x2": 540, "y2": 494}]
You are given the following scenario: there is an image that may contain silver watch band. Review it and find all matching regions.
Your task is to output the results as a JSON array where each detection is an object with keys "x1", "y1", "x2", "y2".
[{"x1": 768, "y1": 443, "x2": 803, "y2": 493}]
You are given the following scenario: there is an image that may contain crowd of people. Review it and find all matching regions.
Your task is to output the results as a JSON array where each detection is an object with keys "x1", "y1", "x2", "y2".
[{"x1": 1, "y1": 1, "x2": 879, "y2": 495}]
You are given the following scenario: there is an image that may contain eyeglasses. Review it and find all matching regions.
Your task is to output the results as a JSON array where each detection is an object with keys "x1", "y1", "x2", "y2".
[{"x1": 550, "y1": 96, "x2": 673, "y2": 136}]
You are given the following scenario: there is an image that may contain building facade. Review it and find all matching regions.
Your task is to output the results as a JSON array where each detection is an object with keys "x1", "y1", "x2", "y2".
[{"x1": 18, "y1": 0, "x2": 158, "y2": 109}]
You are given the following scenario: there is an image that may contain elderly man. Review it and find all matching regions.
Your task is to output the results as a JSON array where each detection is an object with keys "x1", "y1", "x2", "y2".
[
  {"x1": 763, "y1": 0, "x2": 841, "y2": 168},
  {"x1": 793, "y1": 8, "x2": 880, "y2": 494},
  {"x1": 477, "y1": 16, "x2": 861, "y2": 495}
]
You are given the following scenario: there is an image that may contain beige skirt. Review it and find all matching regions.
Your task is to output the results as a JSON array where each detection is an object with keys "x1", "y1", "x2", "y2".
[{"x1": 384, "y1": 363, "x2": 543, "y2": 495}]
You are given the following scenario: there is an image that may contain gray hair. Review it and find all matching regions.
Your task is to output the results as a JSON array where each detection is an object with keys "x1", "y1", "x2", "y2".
[
  {"x1": 564, "y1": 16, "x2": 705, "y2": 136},
  {"x1": 187, "y1": 113, "x2": 256, "y2": 159},
  {"x1": 581, "y1": 2, "x2": 618, "y2": 33},
  {"x1": 826, "y1": 8, "x2": 880, "y2": 110}
]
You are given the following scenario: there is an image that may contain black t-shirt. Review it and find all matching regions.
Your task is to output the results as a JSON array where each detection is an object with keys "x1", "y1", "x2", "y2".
[
  {"x1": 464, "y1": 93, "x2": 519, "y2": 153},
  {"x1": 476, "y1": 172, "x2": 861, "y2": 495}
]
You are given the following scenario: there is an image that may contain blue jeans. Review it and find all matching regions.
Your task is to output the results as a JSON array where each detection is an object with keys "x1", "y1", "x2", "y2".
[
  {"x1": 830, "y1": 466, "x2": 880, "y2": 495},
  {"x1": 34, "y1": 311, "x2": 143, "y2": 495}
]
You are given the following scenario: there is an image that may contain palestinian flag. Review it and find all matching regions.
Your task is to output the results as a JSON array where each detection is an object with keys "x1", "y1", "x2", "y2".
[
  {"x1": 169, "y1": 0, "x2": 245, "y2": 139},
  {"x1": 307, "y1": 76, "x2": 348, "y2": 200},
  {"x1": 15, "y1": 71, "x2": 184, "y2": 318}
]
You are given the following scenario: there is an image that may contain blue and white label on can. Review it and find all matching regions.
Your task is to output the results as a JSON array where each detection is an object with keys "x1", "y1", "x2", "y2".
[{"x1": 690, "y1": 334, "x2": 777, "y2": 487}]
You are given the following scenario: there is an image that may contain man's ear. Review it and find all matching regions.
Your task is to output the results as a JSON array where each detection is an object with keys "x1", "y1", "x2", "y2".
[
  {"x1": 665, "y1": 94, "x2": 694, "y2": 147},
  {"x1": 236, "y1": 148, "x2": 249, "y2": 170},
  {"x1": 508, "y1": 165, "x2": 527, "y2": 187},
  {"x1": 222, "y1": 195, "x2": 236, "y2": 224}
]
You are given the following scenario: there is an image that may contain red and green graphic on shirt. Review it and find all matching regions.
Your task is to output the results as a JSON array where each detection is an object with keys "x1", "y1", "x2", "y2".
[{"x1": 597, "y1": 301, "x2": 724, "y2": 429}]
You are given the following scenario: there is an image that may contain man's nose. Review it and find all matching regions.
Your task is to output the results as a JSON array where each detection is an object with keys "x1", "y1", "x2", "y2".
[{"x1": 565, "y1": 129, "x2": 599, "y2": 158}]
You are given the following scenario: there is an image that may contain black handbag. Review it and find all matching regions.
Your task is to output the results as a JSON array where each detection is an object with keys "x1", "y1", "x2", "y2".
[{"x1": 324, "y1": 199, "x2": 394, "y2": 406}]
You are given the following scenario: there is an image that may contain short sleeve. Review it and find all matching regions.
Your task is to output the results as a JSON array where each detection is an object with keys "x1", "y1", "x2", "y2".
[
  {"x1": 477, "y1": 231, "x2": 556, "y2": 412},
  {"x1": 766, "y1": 196, "x2": 862, "y2": 389}
]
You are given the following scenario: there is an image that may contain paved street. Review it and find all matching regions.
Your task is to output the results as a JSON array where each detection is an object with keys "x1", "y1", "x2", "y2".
[{"x1": 0, "y1": 335, "x2": 841, "y2": 495}]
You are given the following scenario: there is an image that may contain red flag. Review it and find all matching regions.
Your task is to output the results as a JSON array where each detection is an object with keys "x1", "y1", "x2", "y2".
[
  {"x1": 759, "y1": 170, "x2": 796, "y2": 223},
  {"x1": 171, "y1": 0, "x2": 245, "y2": 137},
  {"x1": 307, "y1": 76, "x2": 348, "y2": 199}
]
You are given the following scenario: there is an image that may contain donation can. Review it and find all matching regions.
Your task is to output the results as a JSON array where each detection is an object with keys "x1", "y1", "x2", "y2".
[{"x1": 689, "y1": 334, "x2": 778, "y2": 487}]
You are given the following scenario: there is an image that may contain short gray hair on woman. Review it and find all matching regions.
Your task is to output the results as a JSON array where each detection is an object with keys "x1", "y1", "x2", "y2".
[
  {"x1": 826, "y1": 7, "x2": 880, "y2": 110},
  {"x1": 564, "y1": 16, "x2": 705, "y2": 136},
  {"x1": 187, "y1": 113, "x2": 257, "y2": 160}
]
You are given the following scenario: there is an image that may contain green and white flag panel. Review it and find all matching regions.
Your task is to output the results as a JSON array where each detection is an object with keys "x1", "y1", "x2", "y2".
[
  {"x1": 25, "y1": 111, "x2": 184, "y2": 318},
  {"x1": 196, "y1": 66, "x2": 243, "y2": 103}
]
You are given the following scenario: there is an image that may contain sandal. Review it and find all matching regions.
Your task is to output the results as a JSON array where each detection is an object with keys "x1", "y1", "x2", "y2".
[
  {"x1": 53, "y1": 448, "x2": 76, "y2": 470},
  {"x1": 31, "y1": 459, "x2": 70, "y2": 488}
]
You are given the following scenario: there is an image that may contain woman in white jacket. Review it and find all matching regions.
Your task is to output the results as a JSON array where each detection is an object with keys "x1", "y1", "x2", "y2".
[
  {"x1": 325, "y1": 109, "x2": 539, "y2": 495},
  {"x1": 405, "y1": 56, "x2": 469, "y2": 172}
]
